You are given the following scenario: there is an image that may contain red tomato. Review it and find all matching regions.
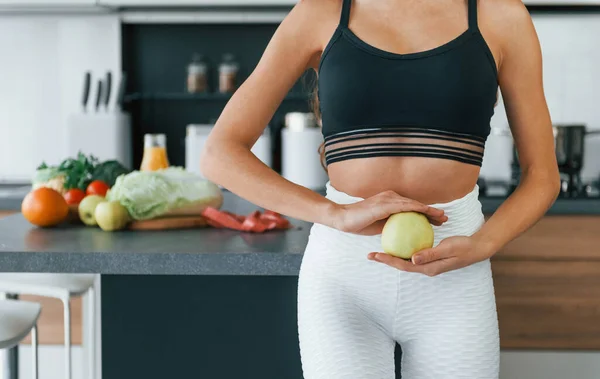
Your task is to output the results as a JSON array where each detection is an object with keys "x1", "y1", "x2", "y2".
[
  {"x1": 86, "y1": 180, "x2": 110, "y2": 197},
  {"x1": 64, "y1": 188, "x2": 86, "y2": 205}
]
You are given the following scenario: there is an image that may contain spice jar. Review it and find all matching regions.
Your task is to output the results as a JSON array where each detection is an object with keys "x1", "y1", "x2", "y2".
[
  {"x1": 218, "y1": 53, "x2": 239, "y2": 94},
  {"x1": 187, "y1": 53, "x2": 208, "y2": 93},
  {"x1": 140, "y1": 134, "x2": 170, "y2": 171}
]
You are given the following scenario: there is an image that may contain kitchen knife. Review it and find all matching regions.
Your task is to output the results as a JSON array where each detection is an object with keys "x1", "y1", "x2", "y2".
[
  {"x1": 104, "y1": 71, "x2": 112, "y2": 112},
  {"x1": 115, "y1": 72, "x2": 127, "y2": 112},
  {"x1": 82, "y1": 71, "x2": 91, "y2": 113},
  {"x1": 95, "y1": 79, "x2": 103, "y2": 113}
]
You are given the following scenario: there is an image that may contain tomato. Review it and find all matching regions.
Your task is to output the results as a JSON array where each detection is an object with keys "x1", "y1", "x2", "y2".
[
  {"x1": 64, "y1": 188, "x2": 86, "y2": 205},
  {"x1": 86, "y1": 180, "x2": 110, "y2": 197}
]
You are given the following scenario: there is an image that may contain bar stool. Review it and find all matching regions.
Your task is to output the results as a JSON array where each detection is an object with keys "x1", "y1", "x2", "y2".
[
  {"x1": 0, "y1": 299, "x2": 41, "y2": 379},
  {"x1": 0, "y1": 274, "x2": 96, "y2": 379}
]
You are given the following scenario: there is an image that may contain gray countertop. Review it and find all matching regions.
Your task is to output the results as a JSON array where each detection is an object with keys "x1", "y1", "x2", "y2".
[
  {"x1": 0, "y1": 192, "x2": 311, "y2": 276},
  {"x1": 3, "y1": 184, "x2": 600, "y2": 214},
  {"x1": 2, "y1": 189, "x2": 600, "y2": 275}
]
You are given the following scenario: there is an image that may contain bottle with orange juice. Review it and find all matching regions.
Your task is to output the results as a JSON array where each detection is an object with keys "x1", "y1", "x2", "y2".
[{"x1": 140, "y1": 134, "x2": 170, "y2": 171}]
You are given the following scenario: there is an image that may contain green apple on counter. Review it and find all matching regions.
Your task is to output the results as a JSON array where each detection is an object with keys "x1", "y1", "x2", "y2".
[
  {"x1": 381, "y1": 212, "x2": 434, "y2": 259},
  {"x1": 95, "y1": 201, "x2": 130, "y2": 232},
  {"x1": 78, "y1": 195, "x2": 106, "y2": 226}
]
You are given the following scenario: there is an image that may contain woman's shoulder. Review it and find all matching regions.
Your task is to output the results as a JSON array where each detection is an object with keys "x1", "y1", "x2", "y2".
[
  {"x1": 292, "y1": 0, "x2": 344, "y2": 24},
  {"x1": 481, "y1": 0, "x2": 531, "y2": 21},
  {"x1": 478, "y1": 0, "x2": 537, "y2": 67}
]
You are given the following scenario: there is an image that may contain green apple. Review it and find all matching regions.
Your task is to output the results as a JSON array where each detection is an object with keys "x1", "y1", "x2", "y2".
[
  {"x1": 78, "y1": 195, "x2": 106, "y2": 226},
  {"x1": 381, "y1": 212, "x2": 434, "y2": 259},
  {"x1": 95, "y1": 201, "x2": 130, "y2": 232}
]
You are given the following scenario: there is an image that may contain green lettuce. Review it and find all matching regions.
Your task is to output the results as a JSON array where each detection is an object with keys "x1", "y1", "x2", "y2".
[{"x1": 106, "y1": 167, "x2": 223, "y2": 220}]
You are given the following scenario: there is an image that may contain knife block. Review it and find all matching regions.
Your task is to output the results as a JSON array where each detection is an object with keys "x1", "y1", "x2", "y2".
[{"x1": 66, "y1": 112, "x2": 132, "y2": 169}]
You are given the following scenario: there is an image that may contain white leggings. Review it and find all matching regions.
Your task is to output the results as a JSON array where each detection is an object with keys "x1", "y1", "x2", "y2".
[{"x1": 298, "y1": 183, "x2": 499, "y2": 379}]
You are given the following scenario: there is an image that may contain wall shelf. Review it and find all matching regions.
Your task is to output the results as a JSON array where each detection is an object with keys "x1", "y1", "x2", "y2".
[{"x1": 124, "y1": 92, "x2": 310, "y2": 103}]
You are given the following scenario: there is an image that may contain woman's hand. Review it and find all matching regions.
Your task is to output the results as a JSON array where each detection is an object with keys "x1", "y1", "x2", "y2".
[
  {"x1": 330, "y1": 190, "x2": 448, "y2": 235},
  {"x1": 367, "y1": 236, "x2": 495, "y2": 276}
]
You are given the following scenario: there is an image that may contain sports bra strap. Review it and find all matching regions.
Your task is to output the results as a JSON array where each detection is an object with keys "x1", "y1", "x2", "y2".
[
  {"x1": 468, "y1": 0, "x2": 479, "y2": 30},
  {"x1": 340, "y1": 0, "x2": 352, "y2": 28}
]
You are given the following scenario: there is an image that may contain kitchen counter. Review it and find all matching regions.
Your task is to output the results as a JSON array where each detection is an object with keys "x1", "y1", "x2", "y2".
[
  {"x1": 0, "y1": 184, "x2": 29, "y2": 211},
  {"x1": 2, "y1": 190, "x2": 600, "y2": 275},
  {"x1": 2, "y1": 191, "x2": 600, "y2": 379},
  {"x1": 0, "y1": 192, "x2": 311, "y2": 275},
  {"x1": 3, "y1": 184, "x2": 600, "y2": 215}
]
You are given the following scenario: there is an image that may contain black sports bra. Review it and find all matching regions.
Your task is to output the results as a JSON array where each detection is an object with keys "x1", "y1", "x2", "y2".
[{"x1": 318, "y1": 0, "x2": 498, "y2": 167}]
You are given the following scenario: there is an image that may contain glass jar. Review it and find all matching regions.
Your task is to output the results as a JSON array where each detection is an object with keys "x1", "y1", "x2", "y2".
[
  {"x1": 140, "y1": 134, "x2": 170, "y2": 171},
  {"x1": 218, "y1": 53, "x2": 239, "y2": 94},
  {"x1": 187, "y1": 53, "x2": 208, "y2": 93}
]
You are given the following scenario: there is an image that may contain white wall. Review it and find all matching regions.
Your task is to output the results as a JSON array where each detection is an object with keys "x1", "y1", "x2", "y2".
[
  {"x1": 0, "y1": 13, "x2": 121, "y2": 183},
  {"x1": 481, "y1": 13, "x2": 600, "y2": 182}
]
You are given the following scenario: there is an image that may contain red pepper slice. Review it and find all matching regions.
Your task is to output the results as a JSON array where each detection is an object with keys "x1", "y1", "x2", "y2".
[{"x1": 201, "y1": 207, "x2": 292, "y2": 233}]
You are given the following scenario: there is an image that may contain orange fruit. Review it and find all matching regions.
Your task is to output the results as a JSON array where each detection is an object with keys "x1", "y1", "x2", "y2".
[{"x1": 22, "y1": 187, "x2": 69, "y2": 227}]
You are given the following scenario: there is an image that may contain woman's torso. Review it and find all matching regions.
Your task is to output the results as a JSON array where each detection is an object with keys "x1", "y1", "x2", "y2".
[{"x1": 314, "y1": 0, "x2": 500, "y2": 204}]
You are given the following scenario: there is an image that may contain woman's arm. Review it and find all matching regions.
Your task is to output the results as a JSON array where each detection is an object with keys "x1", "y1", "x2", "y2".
[
  {"x1": 369, "y1": 0, "x2": 560, "y2": 274},
  {"x1": 201, "y1": 0, "x2": 338, "y2": 227},
  {"x1": 469, "y1": 0, "x2": 560, "y2": 255},
  {"x1": 201, "y1": 0, "x2": 447, "y2": 233}
]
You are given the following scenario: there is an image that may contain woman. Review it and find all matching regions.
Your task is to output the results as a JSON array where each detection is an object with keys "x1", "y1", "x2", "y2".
[{"x1": 201, "y1": 0, "x2": 559, "y2": 377}]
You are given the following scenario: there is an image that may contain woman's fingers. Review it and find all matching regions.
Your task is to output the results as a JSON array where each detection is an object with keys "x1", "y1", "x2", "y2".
[{"x1": 383, "y1": 199, "x2": 447, "y2": 226}]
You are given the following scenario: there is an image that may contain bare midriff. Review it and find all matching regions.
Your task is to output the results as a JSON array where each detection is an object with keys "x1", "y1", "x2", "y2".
[{"x1": 327, "y1": 157, "x2": 480, "y2": 205}]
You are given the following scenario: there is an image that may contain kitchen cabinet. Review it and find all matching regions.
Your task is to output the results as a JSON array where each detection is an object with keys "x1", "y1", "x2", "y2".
[
  {"x1": 492, "y1": 216, "x2": 600, "y2": 349},
  {"x1": 99, "y1": 0, "x2": 296, "y2": 6}
]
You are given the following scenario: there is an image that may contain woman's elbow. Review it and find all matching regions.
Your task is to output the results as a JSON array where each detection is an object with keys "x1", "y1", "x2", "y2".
[
  {"x1": 199, "y1": 143, "x2": 223, "y2": 184},
  {"x1": 540, "y1": 165, "x2": 561, "y2": 200}
]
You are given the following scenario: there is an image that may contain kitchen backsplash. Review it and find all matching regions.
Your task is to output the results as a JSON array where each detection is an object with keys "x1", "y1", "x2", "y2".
[
  {"x1": 0, "y1": 14, "x2": 121, "y2": 182},
  {"x1": 0, "y1": 11, "x2": 599, "y2": 181},
  {"x1": 482, "y1": 12, "x2": 600, "y2": 181}
]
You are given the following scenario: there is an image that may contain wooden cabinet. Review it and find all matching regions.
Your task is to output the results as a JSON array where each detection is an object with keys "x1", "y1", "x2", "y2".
[{"x1": 491, "y1": 216, "x2": 600, "y2": 349}]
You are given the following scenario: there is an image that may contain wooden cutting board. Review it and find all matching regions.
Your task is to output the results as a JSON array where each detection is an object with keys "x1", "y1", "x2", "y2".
[{"x1": 128, "y1": 216, "x2": 208, "y2": 231}]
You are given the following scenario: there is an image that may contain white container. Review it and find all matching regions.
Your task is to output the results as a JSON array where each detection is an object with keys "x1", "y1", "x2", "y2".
[
  {"x1": 480, "y1": 127, "x2": 513, "y2": 182},
  {"x1": 281, "y1": 112, "x2": 328, "y2": 190},
  {"x1": 185, "y1": 124, "x2": 272, "y2": 178},
  {"x1": 251, "y1": 130, "x2": 272, "y2": 168},
  {"x1": 66, "y1": 112, "x2": 132, "y2": 169},
  {"x1": 185, "y1": 124, "x2": 213, "y2": 177}
]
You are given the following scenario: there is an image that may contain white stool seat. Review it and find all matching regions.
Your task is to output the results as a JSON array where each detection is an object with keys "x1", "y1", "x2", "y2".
[
  {"x1": 0, "y1": 299, "x2": 41, "y2": 349},
  {"x1": 0, "y1": 274, "x2": 95, "y2": 296}
]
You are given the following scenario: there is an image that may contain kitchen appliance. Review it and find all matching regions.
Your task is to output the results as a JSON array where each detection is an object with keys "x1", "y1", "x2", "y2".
[
  {"x1": 185, "y1": 124, "x2": 212, "y2": 176},
  {"x1": 494, "y1": 124, "x2": 600, "y2": 198},
  {"x1": 185, "y1": 124, "x2": 272, "y2": 178},
  {"x1": 281, "y1": 112, "x2": 329, "y2": 190},
  {"x1": 67, "y1": 71, "x2": 132, "y2": 168},
  {"x1": 480, "y1": 127, "x2": 513, "y2": 182}
]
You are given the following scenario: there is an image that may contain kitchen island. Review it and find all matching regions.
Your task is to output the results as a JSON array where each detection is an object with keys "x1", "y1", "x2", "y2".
[
  {"x1": 2, "y1": 191, "x2": 600, "y2": 379},
  {"x1": 0, "y1": 192, "x2": 317, "y2": 379}
]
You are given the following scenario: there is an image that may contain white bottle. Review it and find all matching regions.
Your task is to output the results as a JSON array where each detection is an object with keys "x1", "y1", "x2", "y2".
[{"x1": 281, "y1": 112, "x2": 329, "y2": 190}]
